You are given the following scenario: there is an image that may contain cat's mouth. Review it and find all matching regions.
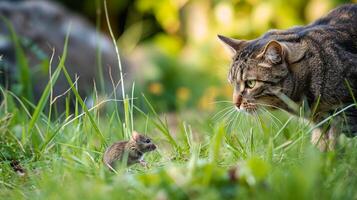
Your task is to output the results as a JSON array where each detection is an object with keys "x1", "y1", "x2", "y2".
[{"x1": 234, "y1": 101, "x2": 258, "y2": 113}]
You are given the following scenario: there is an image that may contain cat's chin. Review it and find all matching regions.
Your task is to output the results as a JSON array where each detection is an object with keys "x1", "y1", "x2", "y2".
[{"x1": 234, "y1": 106, "x2": 257, "y2": 114}]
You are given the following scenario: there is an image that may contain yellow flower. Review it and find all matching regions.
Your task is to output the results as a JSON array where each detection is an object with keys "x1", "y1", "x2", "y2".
[
  {"x1": 176, "y1": 87, "x2": 191, "y2": 103},
  {"x1": 198, "y1": 86, "x2": 219, "y2": 111},
  {"x1": 148, "y1": 82, "x2": 163, "y2": 95}
]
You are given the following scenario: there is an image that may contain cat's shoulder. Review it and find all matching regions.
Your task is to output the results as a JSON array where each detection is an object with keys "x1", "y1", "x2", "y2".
[
  {"x1": 260, "y1": 4, "x2": 357, "y2": 42},
  {"x1": 313, "y1": 4, "x2": 357, "y2": 26}
]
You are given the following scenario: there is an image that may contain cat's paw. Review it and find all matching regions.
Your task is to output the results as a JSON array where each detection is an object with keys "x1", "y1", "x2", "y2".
[{"x1": 311, "y1": 128, "x2": 336, "y2": 151}]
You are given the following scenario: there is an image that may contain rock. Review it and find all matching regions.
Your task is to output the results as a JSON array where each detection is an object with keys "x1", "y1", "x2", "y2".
[{"x1": 0, "y1": 0, "x2": 130, "y2": 110}]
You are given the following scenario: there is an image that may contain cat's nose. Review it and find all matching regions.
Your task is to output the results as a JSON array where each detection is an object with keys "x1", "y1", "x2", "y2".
[{"x1": 233, "y1": 94, "x2": 243, "y2": 109}]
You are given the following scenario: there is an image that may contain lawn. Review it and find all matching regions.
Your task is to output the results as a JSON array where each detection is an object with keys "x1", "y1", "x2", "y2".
[{"x1": 1, "y1": 79, "x2": 357, "y2": 199}]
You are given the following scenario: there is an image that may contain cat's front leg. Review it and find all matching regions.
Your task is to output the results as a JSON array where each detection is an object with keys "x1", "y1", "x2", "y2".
[{"x1": 311, "y1": 126, "x2": 338, "y2": 151}]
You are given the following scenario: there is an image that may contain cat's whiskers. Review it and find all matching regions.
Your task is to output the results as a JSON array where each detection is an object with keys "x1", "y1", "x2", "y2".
[
  {"x1": 231, "y1": 111, "x2": 242, "y2": 132},
  {"x1": 225, "y1": 111, "x2": 238, "y2": 131},
  {"x1": 212, "y1": 105, "x2": 235, "y2": 121},
  {"x1": 222, "y1": 110, "x2": 239, "y2": 131},
  {"x1": 227, "y1": 112, "x2": 241, "y2": 132},
  {"x1": 260, "y1": 108, "x2": 282, "y2": 129},
  {"x1": 259, "y1": 106, "x2": 283, "y2": 126},
  {"x1": 215, "y1": 107, "x2": 236, "y2": 122},
  {"x1": 254, "y1": 102, "x2": 288, "y2": 113},
  {"x1": 252, "y1": 109, "x2": 265, "y2": 134},
  {"x1": 210, "y1": 100, "x2": 233, "y2": 105}
]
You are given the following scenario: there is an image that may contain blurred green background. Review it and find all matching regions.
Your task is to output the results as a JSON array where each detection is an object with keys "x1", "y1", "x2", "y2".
[{"x1": 58, "y1": 0, "x2": 355, "y2": 112}]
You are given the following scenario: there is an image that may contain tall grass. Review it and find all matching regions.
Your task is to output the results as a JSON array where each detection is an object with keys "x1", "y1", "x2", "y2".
[{"x1": 0, "y1": 16, "x2": 33, "y2": 102}]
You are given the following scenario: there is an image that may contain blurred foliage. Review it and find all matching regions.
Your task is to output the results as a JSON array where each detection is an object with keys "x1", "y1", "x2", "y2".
[{"x1": 57, "y1": 0, "x2": 355, "y2": 112}]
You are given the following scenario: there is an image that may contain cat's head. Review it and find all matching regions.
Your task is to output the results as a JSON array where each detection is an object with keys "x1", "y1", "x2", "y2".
[{"x1": 218, "y1": 35, "x2": 306, "y2": 113}]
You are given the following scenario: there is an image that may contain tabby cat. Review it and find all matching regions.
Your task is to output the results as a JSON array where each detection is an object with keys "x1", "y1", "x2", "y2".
[{"x1": 218, "y1": 4, "x2": 357, "y2": 151}]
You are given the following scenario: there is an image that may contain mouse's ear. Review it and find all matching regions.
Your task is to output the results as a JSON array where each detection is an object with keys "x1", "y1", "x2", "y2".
[{"x1": 131, "y1": 131, "x2": 140, "y2": 141}]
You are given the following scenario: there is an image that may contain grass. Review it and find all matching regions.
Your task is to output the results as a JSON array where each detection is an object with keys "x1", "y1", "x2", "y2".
[
  {"x1": 1, "y1": 4, "x2": 357, "y2": 200},
  {"x1": 1, "y1": 78, "x2": 357, "y2": 199},
  {"x1": 0, "y1": 77, "x2": 357, "y2": 199},
  {"x1": 0, "y1": 16, "x2": 33, "y2": 102}
]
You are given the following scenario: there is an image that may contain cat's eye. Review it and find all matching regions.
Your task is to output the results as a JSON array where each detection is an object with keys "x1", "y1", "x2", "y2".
[
  {"x1": 145, "y1": 139, "x2": 151, "y2": 143},
  {"x1": 246, "y1": 80, "x2": 256, "y2": 89}
]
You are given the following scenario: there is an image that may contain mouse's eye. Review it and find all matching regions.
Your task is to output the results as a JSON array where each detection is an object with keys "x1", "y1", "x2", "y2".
[{"x1": 145, "y1": 139, "x2": 151, "y2": 143}]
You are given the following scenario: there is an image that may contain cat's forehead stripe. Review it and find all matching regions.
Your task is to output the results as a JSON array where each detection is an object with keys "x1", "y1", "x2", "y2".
[{"x1": 232, "y1": 58, "x2": 249, "y2": 81}]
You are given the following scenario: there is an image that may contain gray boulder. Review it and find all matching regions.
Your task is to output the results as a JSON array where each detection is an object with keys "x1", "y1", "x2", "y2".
[{"x1": 0, "y1": 0, "x2": 129, "y2": 109}]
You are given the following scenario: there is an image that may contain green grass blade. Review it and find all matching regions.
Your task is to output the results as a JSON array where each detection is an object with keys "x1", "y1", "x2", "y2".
[
  {"x1": 27, "y1": 25, "x2": 71, "y2": 140},
  {"x1": 104, "y1": 0, "x2": 125, "y2": 98},
  {"x1": 345, "y1": 79, "x2": 357, "y2": 108},
  {"x1": 250, "y1": 128, "x2": 254, "y2": 155},
  {"x1": 273, "y1": 117, "x2": 293, "y2": 140},
  {"x1": 95, "y1": 0, "x2": 105, "y2": 93},
  {"x1": 141, "y1": 94, "x2": 180, "y2": 151},
  {"x1": 0, "y1": 16, "x2": 33, "y2": 102},
  {"x1": 61, "y1": 66, "x2": 106, "y2": 145}
]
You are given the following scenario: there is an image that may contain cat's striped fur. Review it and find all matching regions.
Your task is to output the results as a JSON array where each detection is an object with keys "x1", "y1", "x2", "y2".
[{"x1": 219, "y1": 4, "x2": 357, "y2": 151}]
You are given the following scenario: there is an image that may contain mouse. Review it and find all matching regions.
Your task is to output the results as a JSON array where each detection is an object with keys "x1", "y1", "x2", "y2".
[{"x1": 103, "y1": 131, "x2": 157, "y2": 171}]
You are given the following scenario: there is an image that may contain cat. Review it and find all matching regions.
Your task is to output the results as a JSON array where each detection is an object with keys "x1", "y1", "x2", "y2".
[{"x1": 218, "y1": 4, "x2": 357, "y2": 151}]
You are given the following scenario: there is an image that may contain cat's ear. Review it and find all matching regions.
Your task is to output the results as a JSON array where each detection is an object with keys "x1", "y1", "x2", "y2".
[
  {"x1": 217, "y1": 35, "x2": 246, "y2": 53},
  {"x1": 257, "y1": 40, "x2": 283, "y2": 65},
  {"x1": 257, "y1": 40, "x2": 306, "y2": 65}
]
